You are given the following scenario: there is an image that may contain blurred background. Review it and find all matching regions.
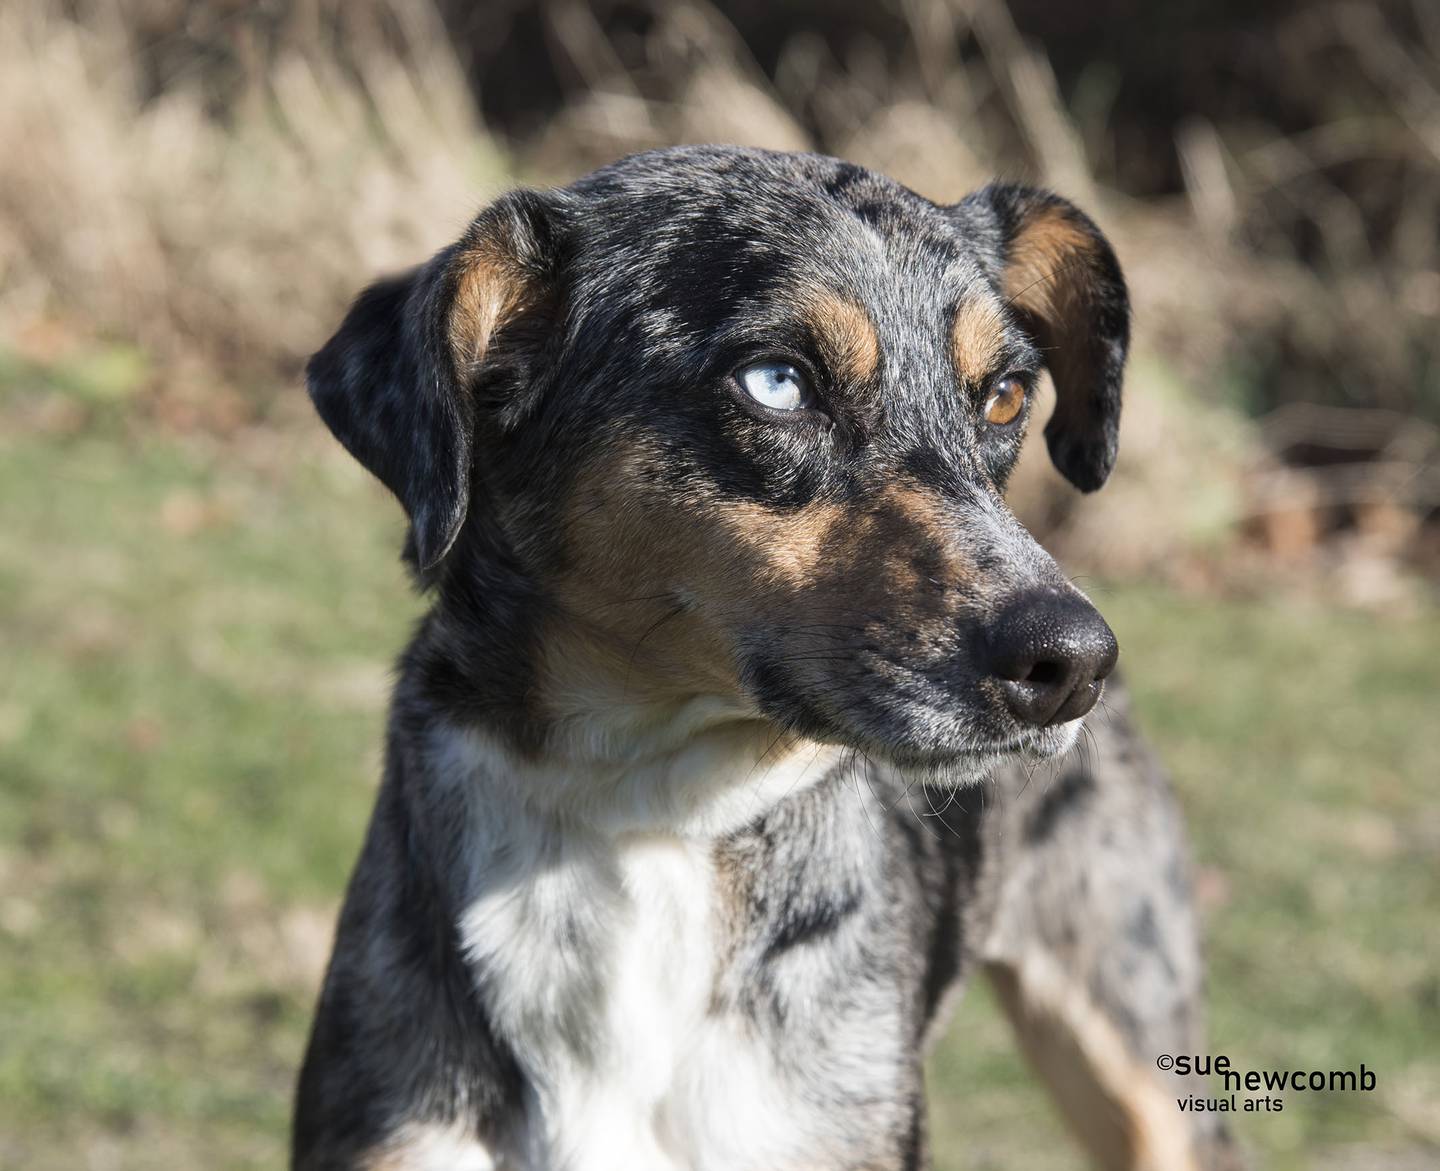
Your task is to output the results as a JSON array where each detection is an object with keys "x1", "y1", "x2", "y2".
[{"x1": 1, "y1": 1, "x2": 1437, "y2": 1168}]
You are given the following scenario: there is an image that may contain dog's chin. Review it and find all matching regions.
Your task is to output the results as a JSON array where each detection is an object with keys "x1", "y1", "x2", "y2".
[
  {"x1": 746, "y1": 662, "x2": 1089, "y2": 787},
  {"x1": 846, "y1": 717, "x2": 1086, "y2": 789}
]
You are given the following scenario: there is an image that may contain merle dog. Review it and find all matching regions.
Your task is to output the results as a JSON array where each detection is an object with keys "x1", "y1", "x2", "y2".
[{"x1": 294, "y1": 146, "x2": 1240, "y2": 1171}]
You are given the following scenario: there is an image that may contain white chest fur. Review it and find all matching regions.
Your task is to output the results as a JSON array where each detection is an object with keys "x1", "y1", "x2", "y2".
[
  {"x1": 444, "y1": 724, "x2": 848, "y2": 1171},
  {"x1": 459, "y1": 829, "x2": 810, "y2": 1170}
]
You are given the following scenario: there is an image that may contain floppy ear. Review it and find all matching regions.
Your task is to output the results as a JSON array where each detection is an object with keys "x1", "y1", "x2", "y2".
[
  {"x1": 306, "y1": 190, "x2": 564, "y2": 570},
  {"x1": 957, "y1": 184, "x2": 1130, "y2": 491}
]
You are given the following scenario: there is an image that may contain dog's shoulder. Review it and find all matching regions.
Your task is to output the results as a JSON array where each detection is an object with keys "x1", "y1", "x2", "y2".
[
  {"x1": 981, "y1": 679, "x2": 1206, "y2": 1040},
  {"x1": 292, "y1": 762, "x2": 524, "y2": 1169}
]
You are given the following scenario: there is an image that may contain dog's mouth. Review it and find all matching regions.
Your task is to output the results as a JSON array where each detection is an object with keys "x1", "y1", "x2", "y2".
[
  {"x1": 740, "y1": 645, "x2": 1092, "y2": 782},
  {"x1": 846, "y1": 709, "x2": 1086, "y2": 782}
]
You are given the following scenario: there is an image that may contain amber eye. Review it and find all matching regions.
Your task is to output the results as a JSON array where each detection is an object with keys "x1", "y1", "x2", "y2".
[{"x1": 983, "y1": 377, "x2": 1026, "y2": 427}]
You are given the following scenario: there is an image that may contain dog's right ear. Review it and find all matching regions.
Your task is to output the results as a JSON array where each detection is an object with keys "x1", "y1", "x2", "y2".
[{"x1": 306, "y1": 190, "x2": 566, "y2": 571}]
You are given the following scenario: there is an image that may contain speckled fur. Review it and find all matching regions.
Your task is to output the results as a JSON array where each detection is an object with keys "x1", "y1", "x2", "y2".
[{"x1": 295, "y1": 147, "x2": 1240, "y2": 1171}]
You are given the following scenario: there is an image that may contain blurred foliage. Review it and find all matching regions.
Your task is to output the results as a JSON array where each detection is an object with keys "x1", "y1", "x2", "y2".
[
  {"x1": 5, "y1": 0, "x2": 1437, "y2": 588},
  {"x1": 24, "y1": 0, "x2": 1438, "y2": 423},
  {"x1": 4, "y1": 0, "x2": 1437, "y2": 580}
]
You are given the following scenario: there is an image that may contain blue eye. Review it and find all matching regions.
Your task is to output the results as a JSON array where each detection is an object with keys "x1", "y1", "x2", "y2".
[{"x1": 736, "y1": 361, "x2": 812, "y2": 411}]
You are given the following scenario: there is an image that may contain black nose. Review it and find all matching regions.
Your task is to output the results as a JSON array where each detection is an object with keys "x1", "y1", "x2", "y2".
[{"x1": 985, "y1": 588, "x2": 1118, "y2": 727}]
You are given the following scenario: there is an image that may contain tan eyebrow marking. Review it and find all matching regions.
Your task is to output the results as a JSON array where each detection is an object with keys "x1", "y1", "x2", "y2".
[
  {"x1": 801, "y1": 290, "x2": 880, "y2": 384},
  {"x1": 952, "y1": 295, "x2": 1008, "y2": 386}
]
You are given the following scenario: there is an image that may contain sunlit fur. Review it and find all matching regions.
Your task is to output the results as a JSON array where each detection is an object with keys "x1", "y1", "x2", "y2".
[{"x1": 294, "y1": 147, "x2": 1239, "y2": 1171}]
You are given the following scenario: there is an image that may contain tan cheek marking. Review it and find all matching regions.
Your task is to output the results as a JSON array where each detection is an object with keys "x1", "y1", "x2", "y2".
[
  {"x1": 564, "y1": 446, "x2": 973, "y2": 606},
  {"x1": 553, "y1": 444, "x2": 980, "y2": 701},
  {"x1": 562, "y1": 442, "x2": 758, "y2": 616},
  {"x1": 553, "y1": 447, "x2": 854, "y2": 697},
  {"x1": 548, "y1": 445, "x2": 761, "y2": 700},
  {"x1": 736, "y1": 486, "x2": 971, "y2": 612},
  {"x1": 802, "y1": 290, "x2": 880, "y2": 384},
  {"x1": 714, "y1": 500, "x2": 845, "y2": 590},
  {"x1": 952, "y1": 296, "x2": 1008, "y2": 386},
  {"x1": 874, "y1": 485, "x2": 978, "y2": 596}
]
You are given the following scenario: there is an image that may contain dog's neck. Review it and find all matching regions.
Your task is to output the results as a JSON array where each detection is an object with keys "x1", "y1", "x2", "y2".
[
  {"x1": 410, "y1": 538, "x2": 842, "y2": 841},
  {"x1": 428, "y1": 714, "x2": 842, "y2": 842},
  {"x1": 382, "y1": 542, "x2": 913, "y2": 1168}
]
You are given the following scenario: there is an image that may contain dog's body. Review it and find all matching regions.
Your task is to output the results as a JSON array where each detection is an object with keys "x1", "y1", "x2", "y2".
[{"x1": 294, "y1": 147, "x2": 1240, "y2": 1170}]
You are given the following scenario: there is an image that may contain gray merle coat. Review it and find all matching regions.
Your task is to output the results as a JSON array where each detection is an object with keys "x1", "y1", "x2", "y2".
[{"x1": 293, "y1": 146, "x2": 1242, "y2": 1171}]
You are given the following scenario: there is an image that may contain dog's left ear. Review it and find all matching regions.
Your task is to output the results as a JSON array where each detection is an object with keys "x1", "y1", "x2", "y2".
[
  {"x1": 307, "y1": 190, "x2": 566, "y2": 570},
  {"x1": 955, "y1": 184, "x2": 1130, "y2": 491}
]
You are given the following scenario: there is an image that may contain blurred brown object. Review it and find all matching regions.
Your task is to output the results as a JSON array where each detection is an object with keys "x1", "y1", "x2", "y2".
[
  {"x1": 1249, "y1": 467, "x2": 1323, "y2": 562},
  {"x1": 1240, "y1": 405, "x2": 1440, "y2": 600},
  {"x1": 1247, "y1": 405, "x2": 1440, "y2": 547}
]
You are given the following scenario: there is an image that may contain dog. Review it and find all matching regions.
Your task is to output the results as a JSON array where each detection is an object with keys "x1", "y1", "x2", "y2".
[{"x1": 294, "y1": 145, "x2": 1242, "y2": 1171}]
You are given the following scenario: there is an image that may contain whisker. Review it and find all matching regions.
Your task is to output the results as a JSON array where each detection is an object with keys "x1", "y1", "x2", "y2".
[
  {"x1": 1002, "y1": 257, "x2": 1092, "y2": 315},
  {"x1": 622, "y1": 603, "x2": 685, "y2": 696}
]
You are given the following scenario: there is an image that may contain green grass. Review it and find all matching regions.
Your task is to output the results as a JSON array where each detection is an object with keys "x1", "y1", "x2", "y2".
[
  {"x1": 2, "y1": 376, "x2": 1437, "y2": 1168},
  {"x1": 926, "y1": 586, "x2": 1440, "y2": 1170}
]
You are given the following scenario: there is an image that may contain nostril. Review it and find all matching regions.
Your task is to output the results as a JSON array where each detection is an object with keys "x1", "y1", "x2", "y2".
[{"x1": 1022, "y1": 659, "x2": 1063, "y2": 687}]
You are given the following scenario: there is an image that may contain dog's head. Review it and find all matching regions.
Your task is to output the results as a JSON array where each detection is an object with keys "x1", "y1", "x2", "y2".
[{"x1": 308, "y1": 147, "x2": 1128, "y2": 771}]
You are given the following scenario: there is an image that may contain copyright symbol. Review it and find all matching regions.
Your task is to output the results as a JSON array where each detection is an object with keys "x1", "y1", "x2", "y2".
[{"x1": 1156, "y1": 1054, "x2": 1175, "y2": 1071}]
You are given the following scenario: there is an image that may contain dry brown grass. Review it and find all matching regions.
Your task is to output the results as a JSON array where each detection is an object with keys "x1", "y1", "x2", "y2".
[{"x1": 0, "y1": 0, "x2": 504, "y2": 421}]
